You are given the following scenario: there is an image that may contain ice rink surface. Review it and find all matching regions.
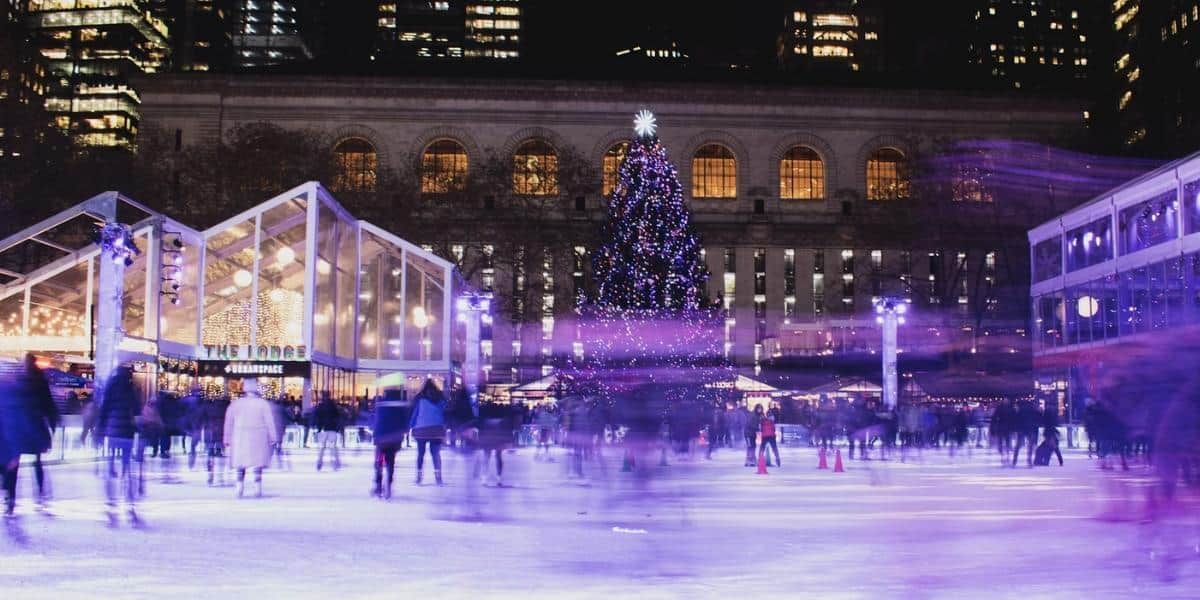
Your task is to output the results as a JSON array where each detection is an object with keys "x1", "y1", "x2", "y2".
[{"x1": 2, "y1": 443, "x2": 1197, "y2": 599}]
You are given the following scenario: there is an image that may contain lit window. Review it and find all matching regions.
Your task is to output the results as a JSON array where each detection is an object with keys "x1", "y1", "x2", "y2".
[
  {"x1": 1119, "y1": 89, "x2": 1133, "y2": 110},
  {"x1": 602, "y1": 141, "x2": 630, "y2": 197},
  {"x1": 780, "y1": 146, "x2": 824, "y2": 200},
  {"x1": 812, "y1": 45, "x2": 852, "y2": 57},
  {"x1": 866, "y1": 148, "x2": 910, "y2": 200},
  {"x1": 952, "y1": 164, "x2": 993, "y2": 203},
  {"x1": 331, "y1": 138, "x2": 377, "y2": 193},
  {"x1": 692, "y1": 144, "x2": 737, "y2": 199},
  {"x1": 421, "y1": 139, "x2": 468, "y2": 194},
  {"x1": 513, "y1": 139, "x2": 558, "y2": 196}
]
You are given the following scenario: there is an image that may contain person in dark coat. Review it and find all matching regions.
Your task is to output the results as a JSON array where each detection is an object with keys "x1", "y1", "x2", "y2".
[
  {"x1": 203, "y1": 394, "x2": 231, "y2": 486},
  {"x1": 1, "y1": 356, "x2": 57, "y2": 516},
  {"x1": 475, "y1": 401, "x2": 518, "y2": 486},
  {"x1": 1011, "y1": 400, "x2": 1042, "y2": 468},
  {"x1": 371, "y1": 390, "x2": 410, "y2": 499},
  {"x1": 156, "y1": 391, "x2": 183, "y2": 459},
  {"x1": 179, "y1": 386, "x2": 205, "y2": 470},
  {"x1": 408, "y1": 380, "x2": 447, "y2": 485},
  {"x1": 706, "y1": 401, "x2": 726, "y2": 459},
  {"x1": 313, "y1": 392, "x2": 342, "y2": 471},
  {"x1": 97, "y1": 365, "x2": 140, "y2": 525},
  {"x1": 744, "y1": 404, "x2": 761, "y2": 467}
]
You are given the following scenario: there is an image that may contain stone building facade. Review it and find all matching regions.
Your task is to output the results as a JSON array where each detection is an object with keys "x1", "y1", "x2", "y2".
[{"x1": 136, "y1": 74, "x2": 1082, "y2": 380}]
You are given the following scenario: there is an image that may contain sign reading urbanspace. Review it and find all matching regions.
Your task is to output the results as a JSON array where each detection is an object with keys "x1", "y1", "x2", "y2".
[
  {"x1": 197, "y1": 360, "x2": 310, "y2": 378},
  {"x1": 201, "y1": 344, "x2": 308, "y2": 361}
]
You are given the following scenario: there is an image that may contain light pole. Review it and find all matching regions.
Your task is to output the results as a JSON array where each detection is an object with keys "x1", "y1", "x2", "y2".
[
  {"x1": 874, "y1": 297, "x2": 908, "y2": 410},
  {"x1": 457, "y1": 292, "x2": 492, "y2": 404}
]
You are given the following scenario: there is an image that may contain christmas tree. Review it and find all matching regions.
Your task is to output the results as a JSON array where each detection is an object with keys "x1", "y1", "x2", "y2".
[
  {"x1": 592, "y1": 110, "x2": 709, "y2": 311},
  {"x1": 569, "y1": 111, "x2": 727, "y2": 399}
]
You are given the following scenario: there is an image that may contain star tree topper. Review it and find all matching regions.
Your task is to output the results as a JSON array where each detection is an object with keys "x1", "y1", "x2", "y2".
[{"x1": 633, "y1": 109, "x2": 657, "y2": 138}]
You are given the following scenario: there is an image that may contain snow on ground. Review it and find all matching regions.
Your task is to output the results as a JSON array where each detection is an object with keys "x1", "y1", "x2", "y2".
[{"x1": 2, "y1": 443, "x2": 1198, "y2": 599}]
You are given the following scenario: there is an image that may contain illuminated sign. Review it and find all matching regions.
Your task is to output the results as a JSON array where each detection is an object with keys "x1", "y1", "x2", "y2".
[
  {"x1": 201, "y1": 344, "x2": 307, "y2": 361},
  {"x1": 197, "y1": 360, "x2": 310, "y2": 378}
]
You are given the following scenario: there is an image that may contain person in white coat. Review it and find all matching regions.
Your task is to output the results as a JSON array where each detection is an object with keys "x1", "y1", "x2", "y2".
[{"x1": 223, "y1": 379, "x2": 278, "y2": 498}]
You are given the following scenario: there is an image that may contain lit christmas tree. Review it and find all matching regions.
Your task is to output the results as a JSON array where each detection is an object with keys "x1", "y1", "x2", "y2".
[
  {"x1": 568, "y1": 111, "x2": 727, "y2": 400},
  {"x1": 593, "y1": 110, "x2": 709, "y2": 310}
]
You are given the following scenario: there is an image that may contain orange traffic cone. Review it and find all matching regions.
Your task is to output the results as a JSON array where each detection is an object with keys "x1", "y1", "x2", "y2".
[
  {"x1": 817, "y1": 447, "x2": 829, "y2": 470},
  {"x1": 757, "y1": 451, "x2": 768, "y2": 475},
  {"x1": 833, "y1": 448, "x2": 845, "y2": 473}
]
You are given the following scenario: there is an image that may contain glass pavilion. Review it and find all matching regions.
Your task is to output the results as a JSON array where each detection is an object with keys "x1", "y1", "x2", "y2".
[
  {"x1": 0, "y1": 182, "x2": 464, "y2": 406},
  {"x1": 1028, "y1": 150, "x2": 1200, "y2": 420}
]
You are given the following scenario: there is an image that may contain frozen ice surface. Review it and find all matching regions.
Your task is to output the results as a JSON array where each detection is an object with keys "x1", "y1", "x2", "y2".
[{"x1": 2, "y1": 445, "x2": 1197, "y2": 599}]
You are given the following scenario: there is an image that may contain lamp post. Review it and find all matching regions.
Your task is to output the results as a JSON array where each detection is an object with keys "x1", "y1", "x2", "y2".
[
  {"x1": 457, "y1": 292, "x2": 492, "y2": 404},
  {"x1": 874, "y1": 297, "x2": 908, "y2": 410}
]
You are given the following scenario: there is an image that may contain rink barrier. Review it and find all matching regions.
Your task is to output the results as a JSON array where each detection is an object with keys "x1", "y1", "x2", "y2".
[{"x1": 19, "y1": 421, "x2": 1094, "y2": 466}]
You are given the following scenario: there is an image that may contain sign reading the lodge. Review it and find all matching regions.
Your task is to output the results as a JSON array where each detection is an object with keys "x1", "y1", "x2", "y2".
[
  {"x1": 202, "y1": 344, "x2": 308, "y2": 361},
  {"x1": 197, "y1": 360, "x2": 311, "y2": 378}
]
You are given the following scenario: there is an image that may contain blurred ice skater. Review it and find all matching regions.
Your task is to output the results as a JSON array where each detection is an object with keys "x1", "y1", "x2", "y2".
[
  {"x1": 97, "y1": 365, "x2": 140, "y2": 526},
  {"x1": 224, "y1": 379, "x2": 278, "y2": 498},
  {"x1": 0, "y1": 353, "x2": 59, "y2": 517}
]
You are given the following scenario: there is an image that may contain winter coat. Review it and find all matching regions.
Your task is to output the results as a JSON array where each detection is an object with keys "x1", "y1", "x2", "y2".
[
  {"x1": 313, "y1": 399, "x2": 342, "y2": 432},
  {"x1": 203, "y1": 397, "x2": 230, "y2": 445},
  {"x1": 223, "y1": 393, "x2": 278, "y2": 469},
  {"x1": 373, "y1": 397, "x2": 411, "y2": 447},
  {"x1": 180, "y1": 393, "x2": 205, "y2": 436},
  {"x1": 477, "y1": 403, "x2": 516, "y2": 450},
  {"x1": 158, "y1": 393, "x2": 184, "y2": 436},
  {"x1": 746, "y1": 412, "x2": 762, "y2": 436},
  {"x1": 760, "y1": 415, "x2": 777, "y2": 438},
  {"x1": 0, "y1": 362, "x2": 58, "y2": 458},
  {"x1": 408, "y1": 396, "x2": 447, "y2": 440},
  {"x1": 98, "y1": 371, "x2": 139, "y2": 440}
]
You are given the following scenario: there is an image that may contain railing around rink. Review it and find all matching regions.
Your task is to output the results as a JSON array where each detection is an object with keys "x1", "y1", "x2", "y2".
[{"x1": 19, "y1": 419, "x2": 1095, "y2": 465}]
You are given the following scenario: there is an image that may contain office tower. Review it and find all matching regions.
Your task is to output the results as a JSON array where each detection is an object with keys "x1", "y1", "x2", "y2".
[
  {"x1": 24, "y1": 0, "x2": 170, "y2": 147},
  {"x1": 967, "y1": 0, "x2": 1097, "y2": 91},
  {"x1": 231, "y1": 0, "x2": 315, "y2": 68},
  {"x1": 777, "y1": 0, "x2": 883, "y2": 74}
]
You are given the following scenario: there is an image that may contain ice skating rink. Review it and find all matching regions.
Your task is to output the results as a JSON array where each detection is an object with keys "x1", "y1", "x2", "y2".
[{"x1": 2, "y1": 444, "x2": 1197, "y2": 599}]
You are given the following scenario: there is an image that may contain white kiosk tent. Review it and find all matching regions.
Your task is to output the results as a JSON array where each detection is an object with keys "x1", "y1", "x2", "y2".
[{"x1": 0, "y1": 182, "x2": 462, "y2": 405}]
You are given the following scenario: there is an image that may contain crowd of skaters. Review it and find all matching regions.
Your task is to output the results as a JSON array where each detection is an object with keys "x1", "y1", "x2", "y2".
[{"x1": 1, "y1": 358, "x2": 1197, "y2": 541}]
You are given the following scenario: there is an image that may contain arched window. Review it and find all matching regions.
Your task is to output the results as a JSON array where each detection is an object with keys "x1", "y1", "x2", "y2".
[
  {"x1": 421, "y1": 139, "x2": 468, "y2": 194},
  {"x1": 780, "y1": 146, "x2": 824, "y2": 200},
  {"x1": 602, "y1": 141, "x2": 630, "y2": 197},
  {"x1": 866, "y1": 147, "x2": 909, "y2": 200},
  {"x1": 331, "y1": 138, "x2": 377, "y2": 193},
  {"x1": 692, "y1": 144, "x2": 737, "y2": 199},
  {"x1": 513, "y1": 139, "x2": 559, "y2": 196}
]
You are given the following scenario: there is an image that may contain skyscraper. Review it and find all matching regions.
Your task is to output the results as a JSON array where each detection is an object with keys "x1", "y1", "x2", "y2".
[
  {"x1": 967, "y1": 0, "x2": 1097, "y2": 92},
  {"x1": 0, "y1": 0, "x2": 49, "y2": 169},
  {"x1": 463, "y1": 0, "x2": 520, "y2": 59},
  {"x1": 375, "y1": 0, "x2": 466, "y2": 61},
  {"x1": 1108, "y1": 0, "x2": 1200, "y2": 155},
  {"x1": 231, "y1": 0, "x2": 315, "y2": 69},
  {"x1": 777, "y1": 0, "x2": 883, "y2": 74},
  {"x1": 374, "y1": 0, "x2": 521, "y2": 62},
  {"x1": 156, "y1": 0, "x2": 234, "y2": 73},
  {"x1": 24, "y1": 0, "x2": 170, "y2": 147}
]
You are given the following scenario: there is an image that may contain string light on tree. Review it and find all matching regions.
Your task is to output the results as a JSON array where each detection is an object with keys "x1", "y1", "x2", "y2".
[{"x1": 568, "y1": 110, "x2": 730, "y2": 402}]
